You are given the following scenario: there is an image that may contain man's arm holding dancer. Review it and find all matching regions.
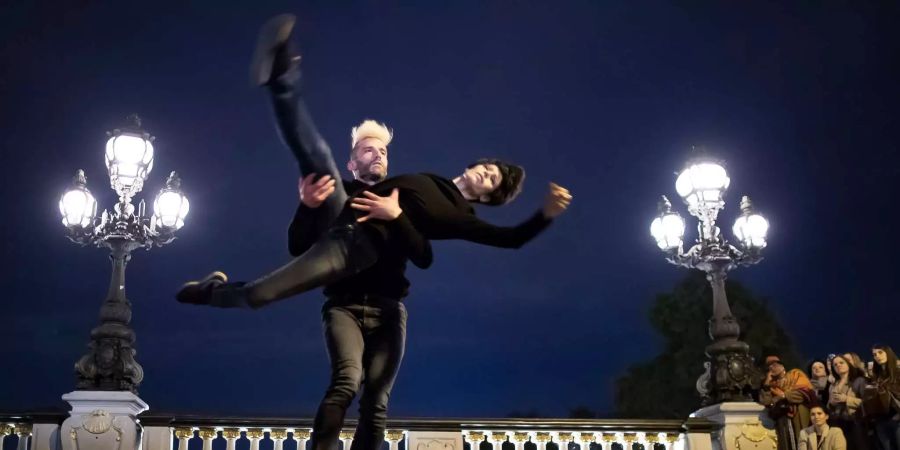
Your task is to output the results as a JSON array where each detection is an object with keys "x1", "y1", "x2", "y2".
[
  {"x1": 353, "y1": 188, "x2": 433, "y2": 269},
  {"x1": 288, "y1": 174, "x2": 338, "y2": 256}
]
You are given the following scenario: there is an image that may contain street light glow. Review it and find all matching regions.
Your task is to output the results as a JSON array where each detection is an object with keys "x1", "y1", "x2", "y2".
[
  {"x1": 675, "y1": 162, "x2": 730, "y2": 214},
  {"x1": 105, "y1": 133, "x2": 154, "y2": 198},
  {"x1": 733, "y1": 196, "x2": 769, "y2": 249},
  {"x1": 59, "y1": 184, "x2": 97, "y2": 228},
  {"x1": 651, "y1": 213, "x2": 685, "y2": 251},
  {"x1": 153, "y1": 188, "x2": 189, "y2": 230}
]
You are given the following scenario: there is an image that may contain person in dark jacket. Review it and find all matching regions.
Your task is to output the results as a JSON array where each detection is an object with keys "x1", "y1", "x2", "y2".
[
  {"x1": 289, "y1": 119, "x2": 423, "y2": 450},
  {"x1": 250, "y1": 15, "x2": 428, "y2": 450}
]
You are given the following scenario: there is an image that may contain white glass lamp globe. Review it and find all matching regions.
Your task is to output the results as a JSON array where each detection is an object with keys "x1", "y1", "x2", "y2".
[
  {"x1": 675, "y1": 162, "x2": 730, "y2": 214},
  {"x1": 152, "y1": 172, "x2": 189, "y2": 230},
  {"x1": 105, "y1": 131, "x2": 154, "y2": 198},
  {"x1": 59, "y1": 170, "x2": 97, "y2": 228}
]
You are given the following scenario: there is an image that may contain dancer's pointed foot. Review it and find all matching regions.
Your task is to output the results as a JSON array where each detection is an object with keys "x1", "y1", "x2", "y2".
[
  {"x1": 176, "y1": 271, "x2": 228, "y2": 305},
  {"x1": 250, "y1": 13, "x2": 299, "y2": 86}
]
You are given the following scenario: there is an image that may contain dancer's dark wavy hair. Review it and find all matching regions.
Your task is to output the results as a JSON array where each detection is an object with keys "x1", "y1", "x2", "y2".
[
  {"x1": 467, "y1": 158, "x2": 525, "y2": 206},
  {"x1": 872, "y1": 344, "x2": 899, "y2": 381}
]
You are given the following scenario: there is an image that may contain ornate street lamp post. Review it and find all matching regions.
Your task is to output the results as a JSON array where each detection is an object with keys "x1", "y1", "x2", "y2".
[
  {"x1": 650, "y1": 158, "x2": 769, "y2": 404},
  {"x1": 58, "y1": 115, "x2": 189, "y2": 392}
]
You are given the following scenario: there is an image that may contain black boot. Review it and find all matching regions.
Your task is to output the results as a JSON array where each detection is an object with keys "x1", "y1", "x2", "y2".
[
  {"x1": 249, "y1": 13, "x2": 300, "y2": 86},
  {"x1": 176, "y1": 271, "x2": 228, "y2": 305}
]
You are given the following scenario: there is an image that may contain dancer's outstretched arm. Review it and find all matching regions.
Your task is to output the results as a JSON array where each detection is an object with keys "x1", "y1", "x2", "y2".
[{"x1": 403, "y1": 182, "x2": 571, "y2": 249}]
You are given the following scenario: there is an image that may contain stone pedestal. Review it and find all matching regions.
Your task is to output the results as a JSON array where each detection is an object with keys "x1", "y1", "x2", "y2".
[
  {"x1": 60, "y1": 391, "x2": 149, "y2": 450},
  {"x1": 691, "y1": 402, "x2": 776, "y2": 450}
]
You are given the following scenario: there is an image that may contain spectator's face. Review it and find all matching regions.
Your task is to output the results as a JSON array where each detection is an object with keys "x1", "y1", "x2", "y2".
[
  {"x1": 873, "y1": 348, "x2": 888, "y2": 365},
  {"x1": 769, "y1": 362, "x2": 785, "y2": 377},
  {"x1": 810, "y1": 407, "x2": 828, "y2": 427},
  {"x1": 349, "y1": 137, "x2": 388, "y2": 183},
  {"x1": 832, "y1": 356, "x2": 850, "y2": 376},
  {"x1": 811, "y1": 362, "x2": 826, "y2": 378}
]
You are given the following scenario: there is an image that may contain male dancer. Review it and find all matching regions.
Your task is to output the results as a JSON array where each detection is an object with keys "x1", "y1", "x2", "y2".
[
  {"x1": 292, "y1": 122, "x2": 424, "y2": 450},
  {"x1": 252, "y1": 15, "x2": 429, "y2": 450}
]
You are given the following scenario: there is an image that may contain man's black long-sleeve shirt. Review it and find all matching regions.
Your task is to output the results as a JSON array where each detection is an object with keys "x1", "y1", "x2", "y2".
[{"x1": 288, "y1": 179, "x2": 432, "y2": 300}]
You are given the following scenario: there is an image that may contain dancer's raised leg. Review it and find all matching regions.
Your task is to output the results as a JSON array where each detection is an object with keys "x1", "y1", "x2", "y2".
[{"x1": 250, "y1": 14, "x2": 348, "y2": 223}]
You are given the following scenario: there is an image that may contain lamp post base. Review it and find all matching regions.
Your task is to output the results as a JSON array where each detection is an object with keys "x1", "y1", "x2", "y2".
[
  {"x1": 703, "y1": 341, "x2": 759, "y2": 404},
  {"x1": 60, "y1": 391, "x2": 148, "y2": 450},
  {"x1": 691, "y1": 402, "x2": 775, "y2": 450}
]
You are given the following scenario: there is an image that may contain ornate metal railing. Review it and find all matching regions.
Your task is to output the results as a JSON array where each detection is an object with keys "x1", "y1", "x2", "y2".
[{"x1": 0, "y1": 413, "x2": 718, "y2": 450}]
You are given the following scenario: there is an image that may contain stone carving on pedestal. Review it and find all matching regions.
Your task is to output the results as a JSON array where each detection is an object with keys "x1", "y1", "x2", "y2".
[
  {"x1": 691, "y1": 401, "x2": 776, "y2": 450},
  {"x1": 60, "y1": 391, "x2": 147, "y2": 450},
  {"x1": 67, "y1": 410, "x2": 125, "y2": 450},
  {"x1": 733, "y1": 420, "x2": 776, "y2": 450}
]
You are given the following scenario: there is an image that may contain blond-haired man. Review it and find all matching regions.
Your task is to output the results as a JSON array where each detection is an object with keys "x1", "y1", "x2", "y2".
[{"x1": 250, "y1": 15, "x2": 429, "y2": 450}]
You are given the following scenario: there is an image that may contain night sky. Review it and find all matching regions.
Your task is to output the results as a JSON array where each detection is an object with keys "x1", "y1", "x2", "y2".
[{"x1": 2, "y1": 1, "x2": 899, "y2": 418}]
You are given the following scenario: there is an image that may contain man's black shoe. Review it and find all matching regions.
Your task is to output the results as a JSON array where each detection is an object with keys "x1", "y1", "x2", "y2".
[
  {"x1": 176, "y1": 271, "x2": 228, "y2": 305},
  {"x1": 250, "y1": 13, "x2": 298, "y2": 86}
]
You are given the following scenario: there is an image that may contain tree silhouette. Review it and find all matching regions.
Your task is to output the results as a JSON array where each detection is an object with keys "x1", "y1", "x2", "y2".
[{"x1": 615, "y1": 270, "x2": 801, "y2": 418}]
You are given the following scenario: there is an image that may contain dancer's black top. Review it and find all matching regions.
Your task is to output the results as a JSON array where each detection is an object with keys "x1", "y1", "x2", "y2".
[
  {"x1": 289, "y1": 173, "x2": 552, "y2": 298},
  {"x1": 288, "y1": 179, "x2": 432, "y2": 300}
]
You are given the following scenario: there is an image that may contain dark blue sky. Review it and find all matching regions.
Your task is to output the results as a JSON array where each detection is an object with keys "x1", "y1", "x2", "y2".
[{"x1": 2, "y1": 1, "x2": 899, "y2": 417}]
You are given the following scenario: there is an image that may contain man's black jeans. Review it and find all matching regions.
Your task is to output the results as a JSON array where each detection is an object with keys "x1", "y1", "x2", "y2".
[{"x1": 311, "y1": 295, "x2": 407, "y2": 450}]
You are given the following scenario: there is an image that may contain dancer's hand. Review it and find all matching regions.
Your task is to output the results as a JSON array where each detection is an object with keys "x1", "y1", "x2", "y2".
[
  {"x1": 542, "y1": 182, "x2": 572, "y2": 218},
  {"x1": 351, "y1": 189, "x2": 402, "y2": 222},
  {"x1": 299, "y1": 174, "x2": 336, "y2": 208}
]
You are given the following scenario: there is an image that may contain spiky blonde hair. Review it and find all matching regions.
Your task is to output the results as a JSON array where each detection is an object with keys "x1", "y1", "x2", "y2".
[{"x1": 350, "y1": 119, "x2": 393, "y2": 153}]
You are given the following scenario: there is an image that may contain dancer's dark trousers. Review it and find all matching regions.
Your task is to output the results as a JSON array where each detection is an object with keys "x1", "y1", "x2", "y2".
[
  {"x1": 312, "y1": 296, "x2": 407, "y2": 450},
  {"x1": 269, "y1": 65, "x2": 348, "y2": 222}
]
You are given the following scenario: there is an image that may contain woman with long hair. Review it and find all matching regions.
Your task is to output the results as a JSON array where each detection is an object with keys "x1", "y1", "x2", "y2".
[
  {"x1": 870, "y1": 345, "x2": 900, "y2": 450},
  {"x1": 828, "y1": 354, "x2": 869, "y2": 450}
]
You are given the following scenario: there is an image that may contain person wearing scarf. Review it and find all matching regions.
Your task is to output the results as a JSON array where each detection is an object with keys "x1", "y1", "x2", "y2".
[{"x1": 761, "y1": 355, "x2": 818, "y2": 450}]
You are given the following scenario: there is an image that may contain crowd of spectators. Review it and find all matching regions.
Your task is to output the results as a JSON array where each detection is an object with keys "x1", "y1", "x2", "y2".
[{"x1": 759, "y1": 345, "x2": 900, "y2": 450}]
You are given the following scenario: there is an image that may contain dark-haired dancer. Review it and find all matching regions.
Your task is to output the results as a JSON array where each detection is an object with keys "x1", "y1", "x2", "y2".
[{"x1": 177, "y1": 13, "x2": 571, "y2": 450}]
